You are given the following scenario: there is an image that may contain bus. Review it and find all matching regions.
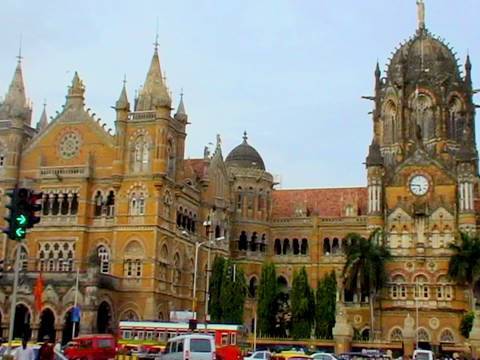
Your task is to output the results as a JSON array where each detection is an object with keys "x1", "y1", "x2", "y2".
[{"x1": 118, "y1": 321, "x2": 246, "y2": 351}]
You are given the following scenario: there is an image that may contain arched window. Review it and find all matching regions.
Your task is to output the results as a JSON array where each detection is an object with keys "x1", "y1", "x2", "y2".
[
  {"x1": 274, "y1": 239, "x2": 281, "y2": 255},
  {"x1": 277, "y1": 276, "x2": 288, "y2": 292},
  {"x1": 439, "y1": 329, "x2": 455, "y2": 343},
  {"x1": 437, "y1": 275, "x2": 453, "y2": 300},
  {"x1": 300, "y1": 238, "x2": 308, "y2": 255},
  {"x1": 323, "y1": 238, "x2": 331, "y2": 255},
  {"x1": 448, "y1": 97, "x2": 463, "y2": 141},
  {"x1": 167, "y1": 139, "x2": 175, "y2": 178},
  {"x1": 123, "y1": 241, "x2": 144, "y2": 278},
  {"x1": 132, "y1": 135, "x2": 150, "y2": 172},
  {"x1": 257, "y1": 190, "x2": 264, "y2": 211},
  {"x1": 383, "y1": 100, "x2": 397, "y2": 144},
  {"x1": 130, "y1": 192, "x2": 146, "y2": 216},
  {"x1": 248, "y1": 277, "x2": 258, "y2": 298},
  {"x1": 391, "y1": 275, "x2": 406, "y2": 299},
  {"x1": 417, "y1": 328, "x2": 430, "y2": 342},
  {"x1": 70, "y1": 194, "x2": 79, "y2": 215},
  {"x1": 121, "y1": 310, "x2": 139, "y2": 321},
  {"x1": 215, "y1": 225, "x2": 221, "y2": 239},
  {"x1": 97, "y1": 245, "x2": 110, "y2": 274},
  {"x1": 414, "y1": 275, "x2": 429, "y2": 299},
  {"x1": 247, "y1": 187, "x2": 254, "y2": 210},
  {"x1": 172, "y1": 253, "x2": 181, "y2": 293},
  {"x1": 94, "y1": 191, "x2": 103, "y2": 217},
  {"x1": 239, "y1": 231, "x2": 248, "y2": 251},
  {"x1": 390, "y1": 328, "x2": 403, "y2": 342},
  {"x1": 106, "y1": 191, "x2": 115, "y2": 217},
  {"x1": 282, "y1": 239, "x2": 290, "y2": 255},
  {"x1": 332, "y1": 238, "x2": 340, "y2": 254},
  {"x1": 292, "y1": 239, "x2": 299, "y2": 255},
  {"x1": 260, "y1": 234, "x2": 266, "y2": 252},
  {"x1": 413, "y1": 94, "x2": 434, "y2": 140},
  {"x1": 236, "y1": 187, "x2": 243, "y2": 210},
  {"x1": 250, "y1": 232, "x2": 257, "y2": 251}
]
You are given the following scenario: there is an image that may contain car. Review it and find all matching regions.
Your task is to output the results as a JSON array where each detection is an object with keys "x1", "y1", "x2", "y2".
[
  {"x1": 311, "y1": 353, "x2": 338, "y2": 360},
  {"x1": 244, "y1": 351, "x2": 272, "y2": 360},
  {"x1": 63, "y1": 334, "x2": 116, "y2": 360},
  {"x1": 162, "y1": 334, "x2": 216, "y2": 360},
  {"x1": 271, "y1": 352, "x2": 311, "y2": 360}
]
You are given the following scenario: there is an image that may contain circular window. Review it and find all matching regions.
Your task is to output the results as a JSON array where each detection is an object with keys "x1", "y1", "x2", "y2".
[{"x1": 59, "y1": 132, "x2": 81, "y2": 159}]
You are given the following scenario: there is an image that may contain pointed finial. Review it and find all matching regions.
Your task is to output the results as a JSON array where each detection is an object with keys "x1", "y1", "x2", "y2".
[
  {"x1": 243, "y1": 131, "x2": 248, "y2": 143},
  {"x1": 123, "y1": 73, "x2": 127, "y2": 86},
  {"x1": 416, "y1": 0, "x2": 425, "y2": 30},
  {"x1": 17, "y1": 34, "x2": 23, "y2": 64},
  {"x1": 375, "y1": 60, "x2": 381, "y2": 77},
  {"x1": 154, "y1": 18, "x2": 159, "y2": 52}
]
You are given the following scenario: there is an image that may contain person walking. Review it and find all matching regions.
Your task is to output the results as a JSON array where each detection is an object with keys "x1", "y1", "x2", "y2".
[
  {"x1": 38, "y1": 336, "x2": 55, "y2": 360},
  {"x1": 14, "y1": 338, "x2": 35, "y2": 360}
]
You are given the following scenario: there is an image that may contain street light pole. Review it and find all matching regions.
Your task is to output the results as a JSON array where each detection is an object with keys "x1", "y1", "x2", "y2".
[
  {"x1": 192, "y1": 241, "x2": 207, "y2": 320},
  {"x1": 6, "y1": 246, "x2": 22, "y2": 355}
]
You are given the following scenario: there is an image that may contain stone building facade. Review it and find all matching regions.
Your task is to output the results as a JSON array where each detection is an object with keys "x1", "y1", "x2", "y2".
[{"x1": 0, "y1": 4, "x2": 477, "y2": 352}]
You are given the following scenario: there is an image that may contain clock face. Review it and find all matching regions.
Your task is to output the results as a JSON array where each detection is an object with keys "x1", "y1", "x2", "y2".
[{"x1": 409, "y1": 175, "x2": 429, "y2": 196}]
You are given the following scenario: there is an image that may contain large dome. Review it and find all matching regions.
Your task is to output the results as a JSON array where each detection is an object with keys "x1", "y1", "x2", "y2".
[
  {"x1": 387, "y1": 28, "x2": 461, "y2": 85},
  {"x1": 225, "y1": 132, "x2": 266, "y2": 170}
]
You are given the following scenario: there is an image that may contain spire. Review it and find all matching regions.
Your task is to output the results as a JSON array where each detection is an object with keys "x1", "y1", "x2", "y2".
[
  {"x1": 135, "y1": 42, "x2": 172, "y2": 111},
  {"x1": 116, "y1": 76, "x2": 130, "y2": 110},
  {"x1": 416, "y1": 0, "x2": 426, "y2": 30},
  {"x1": 64, "y1": 72, "x2": 86, "y2": 111},
  {"x1": 465, "y1": 54, "x2": 472, "y2": 88},
  {"x1": 375, "y1": 61, "x2": 381, "y2": 78},
  {"x1": 36, "y1": 101, "x2": 48, "y2": 131},
  {"x1": 177, "y1": 91, "x2": 186, "y2": 115},
  {"x1": 0, "y1": 57, "x2": 29, "y2": 120}
]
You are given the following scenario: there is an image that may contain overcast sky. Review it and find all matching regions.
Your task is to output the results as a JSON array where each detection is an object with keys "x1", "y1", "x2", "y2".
[{"x1": 1, "y1": 0, "x2": 479, "y2": 189}]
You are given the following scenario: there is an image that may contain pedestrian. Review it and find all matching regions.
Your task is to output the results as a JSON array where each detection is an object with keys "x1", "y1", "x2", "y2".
[
  {"x1": 38, "y1": 336, "x2": 54, "y2": 360},
  {"x1": 14, "y1": 337, "x2": 35, "y2": 360}
]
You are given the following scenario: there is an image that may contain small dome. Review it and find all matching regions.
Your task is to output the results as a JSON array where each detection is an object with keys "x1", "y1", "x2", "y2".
[
  {"x1": 387, "y1": 28, "x2": 461, "y2": 84},
  {"x1": 225, "y1": 132, "x2": 265, "y2": 170}
]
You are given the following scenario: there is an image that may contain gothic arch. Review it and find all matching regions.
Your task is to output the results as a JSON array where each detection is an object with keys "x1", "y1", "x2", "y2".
[
  {"x1": 123, "y1": 239, "x2": 145, "y2": 258},
  {"x1": 416, "y1": 327, "x2": 431, "y2": 342},
  {"x1": 447, "y1": 95, "x2": 465, "y2": 140},
  {"x1": 439, "y1": 328, "x2": 455, "y2": 343},
  {"x1": 411, "y1": 92, "x2": 435, "y2": 140},
  {"x1": 389, "y1": 327, "x2": 403, "y2": 342},
  {"x1": 382, "y1": 99, "x2": 398, "y2": 144}
]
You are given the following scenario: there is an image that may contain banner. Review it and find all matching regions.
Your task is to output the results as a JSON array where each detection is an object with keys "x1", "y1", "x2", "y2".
[{"x1": 71, "y1": 306, "x2": 81, "y2": 322}]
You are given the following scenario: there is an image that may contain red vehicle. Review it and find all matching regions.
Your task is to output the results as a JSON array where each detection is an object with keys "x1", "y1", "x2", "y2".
[{"x1": 63, "y1": 334, "x2": 116, "y2": 360}]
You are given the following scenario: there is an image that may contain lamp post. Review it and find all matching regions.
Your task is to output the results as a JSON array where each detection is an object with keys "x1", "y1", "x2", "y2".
[{"x1": 192, "y1": 239, "x2": 208, "y2": 320}]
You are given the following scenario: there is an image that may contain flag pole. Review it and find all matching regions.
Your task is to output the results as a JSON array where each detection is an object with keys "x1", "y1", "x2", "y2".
[{"x1": 72, "y1": 263, "x2": 80, "y2": 339}]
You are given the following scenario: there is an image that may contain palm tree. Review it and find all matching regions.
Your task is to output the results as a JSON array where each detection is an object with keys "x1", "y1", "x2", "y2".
[
  {"x1": 448, "y1": 232, "x2": 480, "y2": 311},
  {"x1": 343, "y1": 229, "x2": 391, "y2": 341}
]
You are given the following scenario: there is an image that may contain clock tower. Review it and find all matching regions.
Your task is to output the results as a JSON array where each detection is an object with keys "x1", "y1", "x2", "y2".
[{"x1": 365, "y1": 1, "x2": 478, "y2": 342}]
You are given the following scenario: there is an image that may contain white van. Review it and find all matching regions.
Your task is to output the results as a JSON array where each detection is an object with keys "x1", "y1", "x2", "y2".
[
  {"x1": 413, "y1": 350, "x2": 434, "y2": 360},
  {"x1": 162, "y1": 334, "x2": 216, "y2": 360}
]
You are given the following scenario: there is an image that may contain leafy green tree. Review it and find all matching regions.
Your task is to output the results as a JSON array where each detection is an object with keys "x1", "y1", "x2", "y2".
[
  {"x1": 448, "y1": 232, "x2": 480, "y2": 311},
  {"x1": 220, "y1": 260, "x2": 247, "y2": 323},
  {"x1": 460, "y1": 311, "x2": 475, "y2": 338},
  {"x1": 315, "y1": 271, "x2": 337, "y2": 339},
  {"x1": 257, "y1": 262, "x2": 279, "y2": 336},
  {"x1": 343, "y1": 229, "x2": 391, "y2": 341},
  {"x1": 290, "y1": 267, "x2": 315, "y2": 339},
  {"x1": 209, "y1": 256, "x2": 226, "y2": 322}
]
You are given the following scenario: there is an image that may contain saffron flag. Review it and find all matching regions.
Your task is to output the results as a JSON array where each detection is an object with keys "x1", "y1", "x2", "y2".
[{"x1": 33, "y1": 272, "x2": 44, "y2": 312}]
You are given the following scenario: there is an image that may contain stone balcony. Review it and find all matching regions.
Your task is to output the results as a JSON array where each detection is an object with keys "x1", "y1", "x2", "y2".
[{"x1": 39, "y1": 165, "x2": 90, "y2": 179}]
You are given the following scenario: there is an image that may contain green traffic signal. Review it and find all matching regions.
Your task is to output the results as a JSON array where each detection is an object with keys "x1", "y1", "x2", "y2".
[
  {"x1": 15, "y1": 227, "x2": 26, "y2": 239},
  {"x1": 15, "y1": 214, "x2": 27, "y2": 226}
]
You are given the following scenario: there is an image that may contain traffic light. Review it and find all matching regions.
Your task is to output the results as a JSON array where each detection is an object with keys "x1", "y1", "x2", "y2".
[
  {"x1": 3, "y1": 188, "x2": 29, "y2": 241},
  {"x1": 26, "y1": 190, "x2": 43, "y2": 228},
  {"x1": 3, "y1": 188, "x2": 42, "y2": 241}
]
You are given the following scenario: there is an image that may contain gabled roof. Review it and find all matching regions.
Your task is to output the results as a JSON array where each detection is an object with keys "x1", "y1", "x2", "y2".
[{"x1": 272, "y1": 187, "x2": 368, "y2": 218}]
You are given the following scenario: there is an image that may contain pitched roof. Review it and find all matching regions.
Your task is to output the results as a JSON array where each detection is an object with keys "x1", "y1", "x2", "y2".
[
  {"x1": 272, "y1": 187, "x2": 368, "y2": 218},
  {"x1": 185, "y1": 159, "x2": 209, "y2": 179}
]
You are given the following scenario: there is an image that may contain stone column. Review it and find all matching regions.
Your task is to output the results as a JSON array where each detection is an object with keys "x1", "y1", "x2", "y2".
[
  {"x1": 402, "y1": 314, "x2": 416, "y2": 358},
  {"x1": 469, "y1": 311, "x2": 480, "y2": 359},
  {"x1": 332, "y1": 302, "x2": 353, "y2": 354}
]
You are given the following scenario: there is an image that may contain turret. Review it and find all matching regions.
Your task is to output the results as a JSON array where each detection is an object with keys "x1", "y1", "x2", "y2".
[
  {"x1": 135, "y1": 43, "x2": 171, "y2": 117},
  {"x1": 36, "y1": 103, "x2": 48, "y2": 131},
  {"x1": 113, "y1": 79, "x2": 130, "y2": 177},
  {"x1": 0, "y1": 57, "x2": 32, "y2": 124},
  {"x1": 174, "y1": 93, "x2": 188, "y2": 181},
  {"x1": 365, "y1": 140, "x2": 384, "y2": 220}
]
